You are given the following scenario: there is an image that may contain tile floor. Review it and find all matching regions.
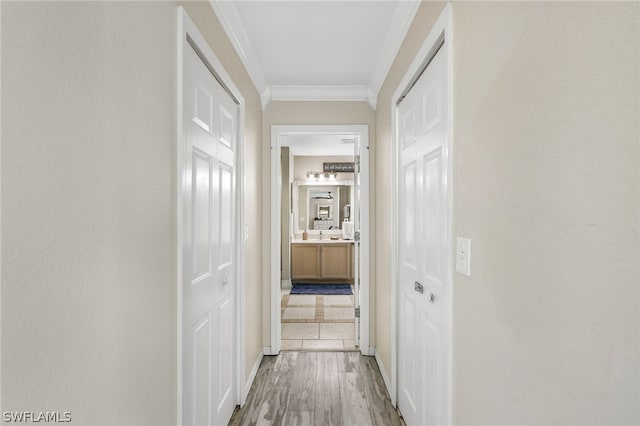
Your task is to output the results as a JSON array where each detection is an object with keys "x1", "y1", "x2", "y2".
[{"x1": 281, "y1": 287, "x2": 356, "y2": 351}]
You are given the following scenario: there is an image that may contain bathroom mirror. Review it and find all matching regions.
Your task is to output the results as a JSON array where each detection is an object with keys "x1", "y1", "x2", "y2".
[{"x1": 292, "y1": 181, "x2": 353, "y2": 232}]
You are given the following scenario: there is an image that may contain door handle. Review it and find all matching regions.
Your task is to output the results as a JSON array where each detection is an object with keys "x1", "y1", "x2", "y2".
[
  {"x1": 414, "y1": 281, "x2": 424, "y2": 293},
  {"x1": 428, "y1": 292, "x2": 436, "y2": 303}
]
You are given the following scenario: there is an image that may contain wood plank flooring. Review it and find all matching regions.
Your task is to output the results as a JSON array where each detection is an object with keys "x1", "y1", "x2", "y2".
[{"x1": 229, "y1": 352, "x2": 404, "y2": 426}]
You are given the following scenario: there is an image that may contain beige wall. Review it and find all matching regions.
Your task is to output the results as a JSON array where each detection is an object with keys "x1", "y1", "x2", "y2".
[
  {"x1": 452, "y1": 2, "x2": 638, "y2": 423},
  {"x1": 262, "y1": 102, "x2": 376, "y2": 347},
  {"x1": 1, "y1": 1, "x2": 263, "y2": 424},
  {"x1": 293, "y1": 155, "x2": 354, "y2": 182},
  {"x1": 376, "y1": 1, "x2": 639, "y2": 424}
]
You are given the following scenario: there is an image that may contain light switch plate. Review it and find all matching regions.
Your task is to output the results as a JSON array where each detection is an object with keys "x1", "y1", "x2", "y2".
[{"x1": 456, "y1": 237, "x2": 471, "y2": 276}]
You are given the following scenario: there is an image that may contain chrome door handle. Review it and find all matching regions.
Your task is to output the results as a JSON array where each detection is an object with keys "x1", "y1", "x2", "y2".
[{"x1": 428, "y1": 292, "x2": 436, "y2": 303}]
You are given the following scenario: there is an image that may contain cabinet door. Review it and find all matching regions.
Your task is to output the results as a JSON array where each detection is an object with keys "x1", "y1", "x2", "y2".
[
  {"x1": 320, "y1": 245, "x2": 352, "y2": 280},
  {"x1": 291, "y1": 244, "x2": 321, "y2": 279}
]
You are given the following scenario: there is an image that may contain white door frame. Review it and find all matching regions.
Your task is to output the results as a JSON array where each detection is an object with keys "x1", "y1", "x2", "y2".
[
  {"x1": 269, "y1": 124, "x2": 371, "y2": 356},
  {"x1": 176, "y1": 7, "x2": 247, "y2": 423},
  {"x1": 390, "y1": 3, "x2": 453, "y2": 419}
]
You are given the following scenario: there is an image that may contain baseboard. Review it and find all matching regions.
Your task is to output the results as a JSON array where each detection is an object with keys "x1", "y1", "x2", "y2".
[
  {"x1": 243, "y1": 352, "x2": 264, "y2": 403},
  {"x1": 375, "y1": 348, "x2": 393, "y2": 402},
  {"x1": 281, "y1": 279, "x2": 291, "y2": 289}
]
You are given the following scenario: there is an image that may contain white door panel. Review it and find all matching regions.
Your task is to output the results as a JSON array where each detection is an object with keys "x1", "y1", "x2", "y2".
[
  {"x1": 193, "y1": 314, "x2": 211, "y2": 426},
  {"x1": 398, "y1": 43, "x2": 449, "y2": 426},
  {"x1": 183, "y1": 39, "x2": 238, "y2": 426}
]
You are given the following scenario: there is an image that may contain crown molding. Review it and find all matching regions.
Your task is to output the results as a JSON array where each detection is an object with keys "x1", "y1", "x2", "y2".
[
  {"x1": 367, "y1": 0, "x2": 421, "y2": 107},
  {"x1": 209, "y1": 1, "x2": 269, "y2": 106},
  {"x1": 268, "y1": 85, "x2": 375, "y2": 107},
  {"x1": 260, "y1": 87, "x2": 271, "y2": 110},
  {"x1": 366, "y1": 86, "x2": 378, "y2": 110}
]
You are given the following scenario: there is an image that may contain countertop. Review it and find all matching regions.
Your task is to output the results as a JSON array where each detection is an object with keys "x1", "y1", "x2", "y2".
[{"x1": 291, "y1": 238, "x2": 354, "y2": 244}]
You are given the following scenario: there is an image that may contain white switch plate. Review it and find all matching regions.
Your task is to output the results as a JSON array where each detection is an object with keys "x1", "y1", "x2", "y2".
[{"x1": 456, "y1": 237, "x2": 471, "y2": 276}]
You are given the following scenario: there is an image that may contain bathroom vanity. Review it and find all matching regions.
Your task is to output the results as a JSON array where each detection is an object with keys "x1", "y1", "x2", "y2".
[{"x1": 291, "y1": 239, "x2": 354, "y2": 282}]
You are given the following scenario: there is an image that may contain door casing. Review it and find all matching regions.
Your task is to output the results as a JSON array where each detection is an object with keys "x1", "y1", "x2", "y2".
[
  {"x1": 391, "y1": 3, "x2": 453, "y2": 421},
  {"x1": 176, "y1": 7, "x2": 247, "y2": 423},
  {"x1": 268, "y1": 124, "x2": 371, "y2": 356}
]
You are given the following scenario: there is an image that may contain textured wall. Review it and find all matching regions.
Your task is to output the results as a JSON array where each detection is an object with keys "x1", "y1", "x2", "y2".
[
  {"x1": 2, "y1": 2, "x2": 178, "y2": 423},
  {"x1": 2, "y1": 1, "x2": 264, "y2": 423},
  {"x1": 452, "y1": 2, "x2": 639, "y2": 423}
]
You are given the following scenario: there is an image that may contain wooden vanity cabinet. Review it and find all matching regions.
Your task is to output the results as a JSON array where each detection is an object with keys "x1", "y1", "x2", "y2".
[
  {"x1": 321, "y1": 244, "x2": 352, "y2": 279},
  {"x1": 291, "y1": 243, "x2": 353, "y2": 281},
  {"x1": 290, "y1": 244, "x2": 321, "y2": 279}
]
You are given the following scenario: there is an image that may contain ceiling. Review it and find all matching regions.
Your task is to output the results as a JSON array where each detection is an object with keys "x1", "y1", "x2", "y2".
[
  {"x1": 281, "y1": 134, "x2": 355, "y2": 156},
  {"x1": 210, "y1": 1, "x2": 420, "y2": 109}
]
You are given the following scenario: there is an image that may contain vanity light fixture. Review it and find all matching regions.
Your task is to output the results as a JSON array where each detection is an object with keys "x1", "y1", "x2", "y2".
[{"x1": 306, "y1": 171, "x2": 337, "y2": 181}]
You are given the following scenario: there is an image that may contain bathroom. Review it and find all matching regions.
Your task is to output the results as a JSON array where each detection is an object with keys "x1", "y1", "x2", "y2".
[{"x1": 279, "y1": 137, "x2": 357, "y2": 351}]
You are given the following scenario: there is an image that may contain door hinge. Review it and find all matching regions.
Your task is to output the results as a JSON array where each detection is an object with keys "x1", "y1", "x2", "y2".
[
  {"x1": 354, "y1": 231, "x2": 360, "y2": 242},
  {"x1": 355, "y1": 307, "x2": 361, "y2": 318}
]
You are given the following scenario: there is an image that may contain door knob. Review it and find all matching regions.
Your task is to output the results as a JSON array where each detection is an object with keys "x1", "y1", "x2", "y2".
[{"x1": 428, "y1": 292, "x2": 436, "y2": 303}]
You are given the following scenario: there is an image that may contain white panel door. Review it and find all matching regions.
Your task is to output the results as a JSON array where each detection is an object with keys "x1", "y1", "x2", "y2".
[
  {"x1": 397, "y1": 44, "x2": 449, "y2": 426},
  {"x1": 183, "y1": 40, "x2": 238, "y2": 426}
]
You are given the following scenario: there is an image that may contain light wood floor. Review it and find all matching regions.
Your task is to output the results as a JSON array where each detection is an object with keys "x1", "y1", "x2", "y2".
[{"x1": 229, "y1": 351, "x2": 404, "y2": 426}]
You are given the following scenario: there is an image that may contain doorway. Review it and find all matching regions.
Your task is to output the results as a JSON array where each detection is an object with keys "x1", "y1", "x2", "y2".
[{"x1": 269, "y1": 125, "x2": 370, "y2": 356}]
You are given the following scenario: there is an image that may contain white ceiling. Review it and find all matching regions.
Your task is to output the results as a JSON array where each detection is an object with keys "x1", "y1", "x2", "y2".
[
  {"x1": 210, "y1": 1, "x2": 420, "y2": 109},
  {"x1": 281, "y1": 134, "x2": 355, "y2": 156}
]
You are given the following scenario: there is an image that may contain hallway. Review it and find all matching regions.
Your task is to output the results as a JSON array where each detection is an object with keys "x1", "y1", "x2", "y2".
[
  {"x1": 2, "y1": 1, "x2": 638, "y2": 425},
  {"x1": 229, "y1": 351, "x2": 403, "y2": 425}
]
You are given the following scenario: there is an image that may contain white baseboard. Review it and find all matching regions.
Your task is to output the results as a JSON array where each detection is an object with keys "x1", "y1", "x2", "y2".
[
  {"x1": 243, "y1": 352, "x2": 264, "y2": 404},
  {"x1": 281, "y1": 279, "x2": 291, "y2": 289},
  {"x1": 263, "y1": 346, "x2": 277, "y2": 356},
  {"x1": 375, "y1": 348, "x2": 393, "y2": 403}
]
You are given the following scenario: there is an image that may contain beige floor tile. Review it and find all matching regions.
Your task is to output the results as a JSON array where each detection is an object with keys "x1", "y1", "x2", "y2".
[
  {"x1": 343, "y1": 339, "x2": 356, "y2": 350},
  {"x1": 280, "y1": 339, "x2": 302, "y2": 350},
  {"x1": 323, "y1": 295, "x2": 353, "y2": 306},
  {"x1": 320, "y1": 323, "x2": 355, "y2": 340},
  {"x1": 287, "y1": 295, "x2": 317, "y2": 306},
  {"x1": 324, "y1": 307, "x2": 355, "y2": 321},
  {"x1": 281, "y1": 323, "x2": 319, "y2": 339},
  {"x1": 282, "y1": 307, "x2": 316, "y2": 320},
  {"x1": 302, "y1": 339, "x2": 344, "y2": 350}
]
